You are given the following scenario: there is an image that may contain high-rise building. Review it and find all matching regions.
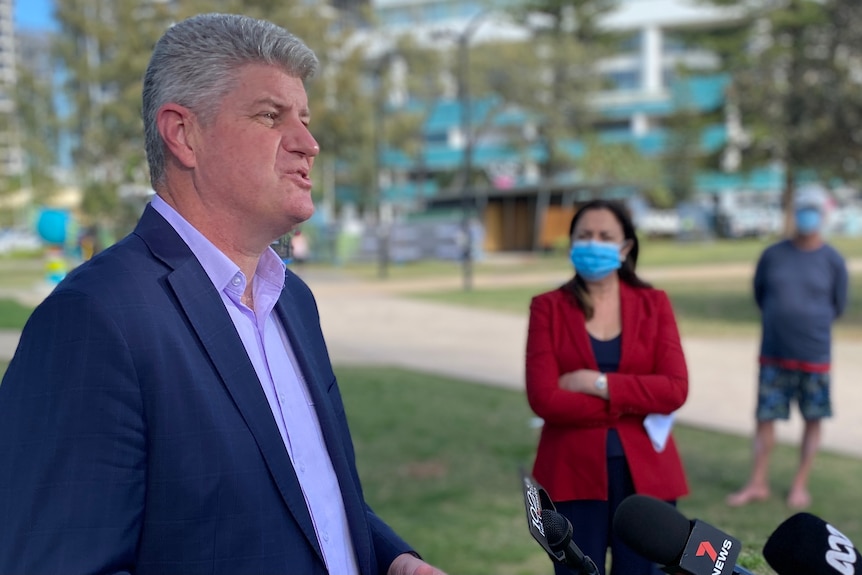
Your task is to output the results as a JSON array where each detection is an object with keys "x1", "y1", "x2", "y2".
[
  {"x1": 0, "y1": 0, "x2": 23, "y2": 177},
  {"x1": 355, "y1": 0, "x2": 765, "y2": 252}
]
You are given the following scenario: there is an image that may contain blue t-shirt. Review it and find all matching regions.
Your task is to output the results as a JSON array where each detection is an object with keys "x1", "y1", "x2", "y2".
[{"x1": 755, "y1": 239, "x2": 848, "y2": 364}]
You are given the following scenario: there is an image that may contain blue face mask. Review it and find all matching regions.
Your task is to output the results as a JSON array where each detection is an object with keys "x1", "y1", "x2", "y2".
[
  {"x1": 570, "y1": 240, "x2": 623, "y2": 281},
  {"x1": 795, "y1": 208, "x2": 822, "y2": 235}
]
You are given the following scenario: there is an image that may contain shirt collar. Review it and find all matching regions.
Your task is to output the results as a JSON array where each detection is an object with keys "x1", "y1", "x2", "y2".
[{"x1": 150, "y1": 195, "x2": 286, "y2": 299}]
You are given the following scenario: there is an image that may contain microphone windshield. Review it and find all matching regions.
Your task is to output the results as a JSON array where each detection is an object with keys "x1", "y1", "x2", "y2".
[
  {"x1": 612, "y1": 494, "x2": 691, "y2": 565},
  {"x1": 763, "y1": 512, "x2": 861, "y2": 575},
  {"x1": 542, "y1": 509, "x2": 573, "y2": 550}
]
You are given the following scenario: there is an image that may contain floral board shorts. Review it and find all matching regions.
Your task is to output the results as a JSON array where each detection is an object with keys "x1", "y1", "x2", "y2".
[{"x1": 756, "y1": 365, "x2": 832, "y2": 421}]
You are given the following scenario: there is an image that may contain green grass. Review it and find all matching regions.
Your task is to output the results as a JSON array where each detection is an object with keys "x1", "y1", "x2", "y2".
[
  {"x1": 335, "y1": 366, "x2": 862, "y2": 575},
  {"x1": 0, "y1": 257, "x2": 45, "y2": 290},
  {"x1": 408, "y1": 273, "x2": 862, "y2": 338},
  {"x1": 639, "y1": 234, "x2": 862, "y2": 267},
  {"x1": 2, "y1": 359, "x2": 859, "y2": 574},
  {"x1": 1, "y1": 244, "x2": 861, "y2": 572},
  {"x1": 0, "y1": 299, "x2": 34, "y2": 330},
  {"x1": 335, "y1": 235, "x2": 862, "y2": 283}
]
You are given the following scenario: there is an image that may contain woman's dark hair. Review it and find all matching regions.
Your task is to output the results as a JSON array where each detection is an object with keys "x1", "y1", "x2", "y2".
[{"x1": 564, "y1": 199, "x2": 652, "y2": 318}]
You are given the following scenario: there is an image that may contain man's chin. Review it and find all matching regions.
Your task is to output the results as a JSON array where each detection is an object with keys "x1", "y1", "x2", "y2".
[
  {"x1": 282, "y1": 202, "x2": 314, "y2": 232},
  {"x1": 295, "y1": 202, "x2": 315, "y2": 224}
]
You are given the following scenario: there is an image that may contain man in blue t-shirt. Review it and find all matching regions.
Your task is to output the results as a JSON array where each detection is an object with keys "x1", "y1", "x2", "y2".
[{"x1": 726, "y1": 185, "x2": 848, "y2": 510}]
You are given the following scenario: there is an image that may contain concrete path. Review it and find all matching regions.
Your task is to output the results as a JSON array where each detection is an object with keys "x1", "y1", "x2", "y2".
[
  {"x1": 2, "y1": 263, "x2": 859, "y2": 459},
  {"x1": 302, "y1": 268, "x2": 862, "y2": 460}
]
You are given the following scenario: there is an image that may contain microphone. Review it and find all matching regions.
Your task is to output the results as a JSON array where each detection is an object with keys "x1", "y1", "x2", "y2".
[
  {"x1": 542, "y1": 509, "x2": 601, "y2": 575},
  {"x1": 612, "y1": 494, "x2": 755, "y2": 575},
  {"x1": 521, "y1": 468, "x2": 558, "y2": 557},
  {"x1": 763, "y1": 512, "x2": 860, "y2": 575},
  {"x1": 520, "y1": 468, "x2": 600, "y2": 574}
]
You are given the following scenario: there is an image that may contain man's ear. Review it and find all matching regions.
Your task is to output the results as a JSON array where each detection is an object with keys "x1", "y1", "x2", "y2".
[{"x1": 156, "y1": 103, "x2": 198, "y2": 170}]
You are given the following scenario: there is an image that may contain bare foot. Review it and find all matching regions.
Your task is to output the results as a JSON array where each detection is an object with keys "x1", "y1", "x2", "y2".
[
  {"x1": 787, "y1": 489, "x2": 811, "y2": 510},
  {"x1": 726, "y1": 486, "x2": 770, "y2": 507}
]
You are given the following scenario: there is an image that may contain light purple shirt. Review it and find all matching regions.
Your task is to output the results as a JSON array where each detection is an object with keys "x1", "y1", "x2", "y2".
[{"x1": 152, "y1": 196, "x2": 359, "y2": 575}]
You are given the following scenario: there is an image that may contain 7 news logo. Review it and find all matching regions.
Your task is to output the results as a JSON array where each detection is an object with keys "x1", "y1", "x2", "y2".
[{"x1": 696, "y1": 539, "x2": 734, "y2": 575}]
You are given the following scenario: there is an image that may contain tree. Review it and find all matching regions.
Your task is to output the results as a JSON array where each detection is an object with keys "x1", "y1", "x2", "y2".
[
  {"x1": 376, "y1": 36, "x2": 448, "y2": 199},
  {"x1": 694, "y1": 0, "x2": 862, "y2": 231},
  {"x1": 13, "y1": 42, "x2": 60, "y2": 198},
  {"x1": 52, "y1": 0, "x2": 377, "y2": 230},
  {"x1": 581, "y1": 139, "x2": 671, "y2": 206},
  {"x1": 505, "y1": 0, "x2": 622, "y2": 182},
  {"x1": 53, "y1": 0, "x2": 174, "y2": 234}
]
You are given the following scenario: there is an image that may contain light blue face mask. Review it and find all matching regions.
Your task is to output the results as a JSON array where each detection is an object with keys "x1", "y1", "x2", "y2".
[
  {"x1": 569, "y1": 240, "x2": 623, "y2": 281},
  {"x1": 795, "y1": 208, "x2": 822, "y2": 235}
]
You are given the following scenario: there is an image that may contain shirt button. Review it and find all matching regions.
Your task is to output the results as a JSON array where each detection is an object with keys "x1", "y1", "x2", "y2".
[
  {"x1": 231, "y1": 276, "x2": 242, "y2": 287},
  {"x1": 322, "y1": 531, "x2": 330, "y2": 542},
  {"x1": 299, "y1": 464, "x2": 306, "y2": 473},
  {"x1": 278, "y1": 394, "x2": 286, "y2": 404}
]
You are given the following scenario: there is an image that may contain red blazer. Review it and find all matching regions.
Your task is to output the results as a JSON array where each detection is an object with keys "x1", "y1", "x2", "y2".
[{"x1": 526, "y1": 281, "x2": 689, "y2": 502}]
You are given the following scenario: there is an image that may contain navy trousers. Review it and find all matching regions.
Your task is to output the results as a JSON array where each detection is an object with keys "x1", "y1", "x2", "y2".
[{"x1": 551, "y1": 455, "x2": 668, "y2": 575}]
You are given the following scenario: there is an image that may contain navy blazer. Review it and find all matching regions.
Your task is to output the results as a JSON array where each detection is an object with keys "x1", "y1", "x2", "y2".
[{"x1": 0, "y1": 205, "x2": 412, "y2": 575}]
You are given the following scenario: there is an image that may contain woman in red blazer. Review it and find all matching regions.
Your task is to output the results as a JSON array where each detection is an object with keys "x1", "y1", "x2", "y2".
[{"x1": 526, "y1": 200, "x2": 688, "y2": 575}]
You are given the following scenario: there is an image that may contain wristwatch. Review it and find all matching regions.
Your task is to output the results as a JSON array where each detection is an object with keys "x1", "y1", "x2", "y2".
[{"x1": 594, "y1": 373, "x2": 608, "y2": 392}]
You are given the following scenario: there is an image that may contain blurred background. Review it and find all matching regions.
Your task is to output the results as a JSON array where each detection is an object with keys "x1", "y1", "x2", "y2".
[
  {"x1": 2, "y1": 2, "x2": 862, "y2": 574},
  {"x1": 2, "y1": 0, "x2": 861, "y2": 278}
]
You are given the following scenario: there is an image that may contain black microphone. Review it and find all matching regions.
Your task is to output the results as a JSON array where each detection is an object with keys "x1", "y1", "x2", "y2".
[
  {"x1": 541, "y1": 508, "x2": 601, "y2": 575},
  {"x1": 521, "y1": 468, "x2": 558, "y2": 558},
  {"x1": 612, "y1": 494, "x2": 756, "y2": 575},
  {"x1": 520, "y1": 468, "x2": 600, "y2": 574},
  {"x1": 763, "y1": 512, "x2": 860, "y2": 575}
]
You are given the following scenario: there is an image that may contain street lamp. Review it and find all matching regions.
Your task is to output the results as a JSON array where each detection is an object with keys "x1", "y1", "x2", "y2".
[{"x1": 457, "y1": 9, "x2": 493, "y2": 291}]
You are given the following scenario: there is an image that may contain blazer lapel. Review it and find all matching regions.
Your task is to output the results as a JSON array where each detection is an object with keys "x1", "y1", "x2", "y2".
[
  {"x1": 559, "y1": 289, "x2": 598, "y2": 370},
  {"x1": 275, "y1": 277, "x2": 374, "y2": 574},
  {"x1": 136, "y1": 206, "x2": 325, "y2": 564}
]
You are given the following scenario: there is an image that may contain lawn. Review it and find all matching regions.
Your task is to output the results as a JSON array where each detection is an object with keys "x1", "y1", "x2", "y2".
[
  {"x1": 336, "y1": 366, "x2": 862, "y2": 575},
  {"x1": 0, "y1": 257, "x2": 45, "y2": 290},
  {"x1": 2, "y1": 243, "x2": 861, "y2": 573},
  {"x1": 0, "y1": 299, "x2": 35, "y2": 330},
  {"x1": 408, "y1": 273, "x2": 862, "y2": 339},
  {"x1": 334, "y1": 235, "x2": 862, "y2": 283},
  {"x1": 2, "y1": 332, "x2": 860, "y2": 573}
]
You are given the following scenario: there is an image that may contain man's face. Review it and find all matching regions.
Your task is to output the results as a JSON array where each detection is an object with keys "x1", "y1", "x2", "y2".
[{"x1": 191, "y1": 63, "x2": 319, "y2": 245}]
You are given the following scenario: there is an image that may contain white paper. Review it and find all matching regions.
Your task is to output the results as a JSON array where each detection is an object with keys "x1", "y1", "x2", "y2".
[{"x1": 644, "y1": 412, "x2": 676, "y2": 452}]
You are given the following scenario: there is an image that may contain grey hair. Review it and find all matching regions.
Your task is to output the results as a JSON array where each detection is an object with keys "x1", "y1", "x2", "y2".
[{"x1": 142, "y1": 13, "x2": 319, "y2": 187}]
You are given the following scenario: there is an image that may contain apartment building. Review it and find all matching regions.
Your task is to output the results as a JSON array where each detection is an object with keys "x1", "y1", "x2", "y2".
[
  {"x1": 355, "y1": 0, "x2": 754, "y2": 250},
  {"x1": 0, "y1": 0, "x2": 22, "y2": 177}
]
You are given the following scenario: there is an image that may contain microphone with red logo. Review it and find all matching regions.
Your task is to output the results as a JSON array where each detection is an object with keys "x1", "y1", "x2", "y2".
[
  {"x1": 612, "y1": 494, "x2": 756, "y2": 575},
  {"x1": 763, "y1": 512, "x2": 860, "y2": 575}
]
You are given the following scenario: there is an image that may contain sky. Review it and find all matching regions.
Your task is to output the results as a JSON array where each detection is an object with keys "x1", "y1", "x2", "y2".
[{"x1": 14, "y1": 0, "x2": 55, "y2": 31}]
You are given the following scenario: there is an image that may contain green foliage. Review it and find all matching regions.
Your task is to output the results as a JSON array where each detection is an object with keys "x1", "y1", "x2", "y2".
[
  {"x1": 52, "y1": 0, "x2": 378, "y2": 213},
  {"x1": 54, "y1": 0, "x2": 174, "y2": 192},
  {"x1": 579, "y1": 137, "x2": 671, "y2": 206},
  {"x1": 0, "y1": 299, "x2": 34, "y2": 330},
  {"x1": 409, "y1": 273, "x2": 862, "y2": 338},
  {"x1": 13, "y1": 53, "x2": 60, "y2": 194},
  {"x1": 693, "y1": 0, "x2": 862, "y2": 210},
  {"x1": 500, "y1": 0, "x2": 623, "y2": 180}
]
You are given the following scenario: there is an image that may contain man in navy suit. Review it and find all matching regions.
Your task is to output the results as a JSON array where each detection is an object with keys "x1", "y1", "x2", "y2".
[{"x1": 0, "y1": 13, "x2": 446, "y2": 575}]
